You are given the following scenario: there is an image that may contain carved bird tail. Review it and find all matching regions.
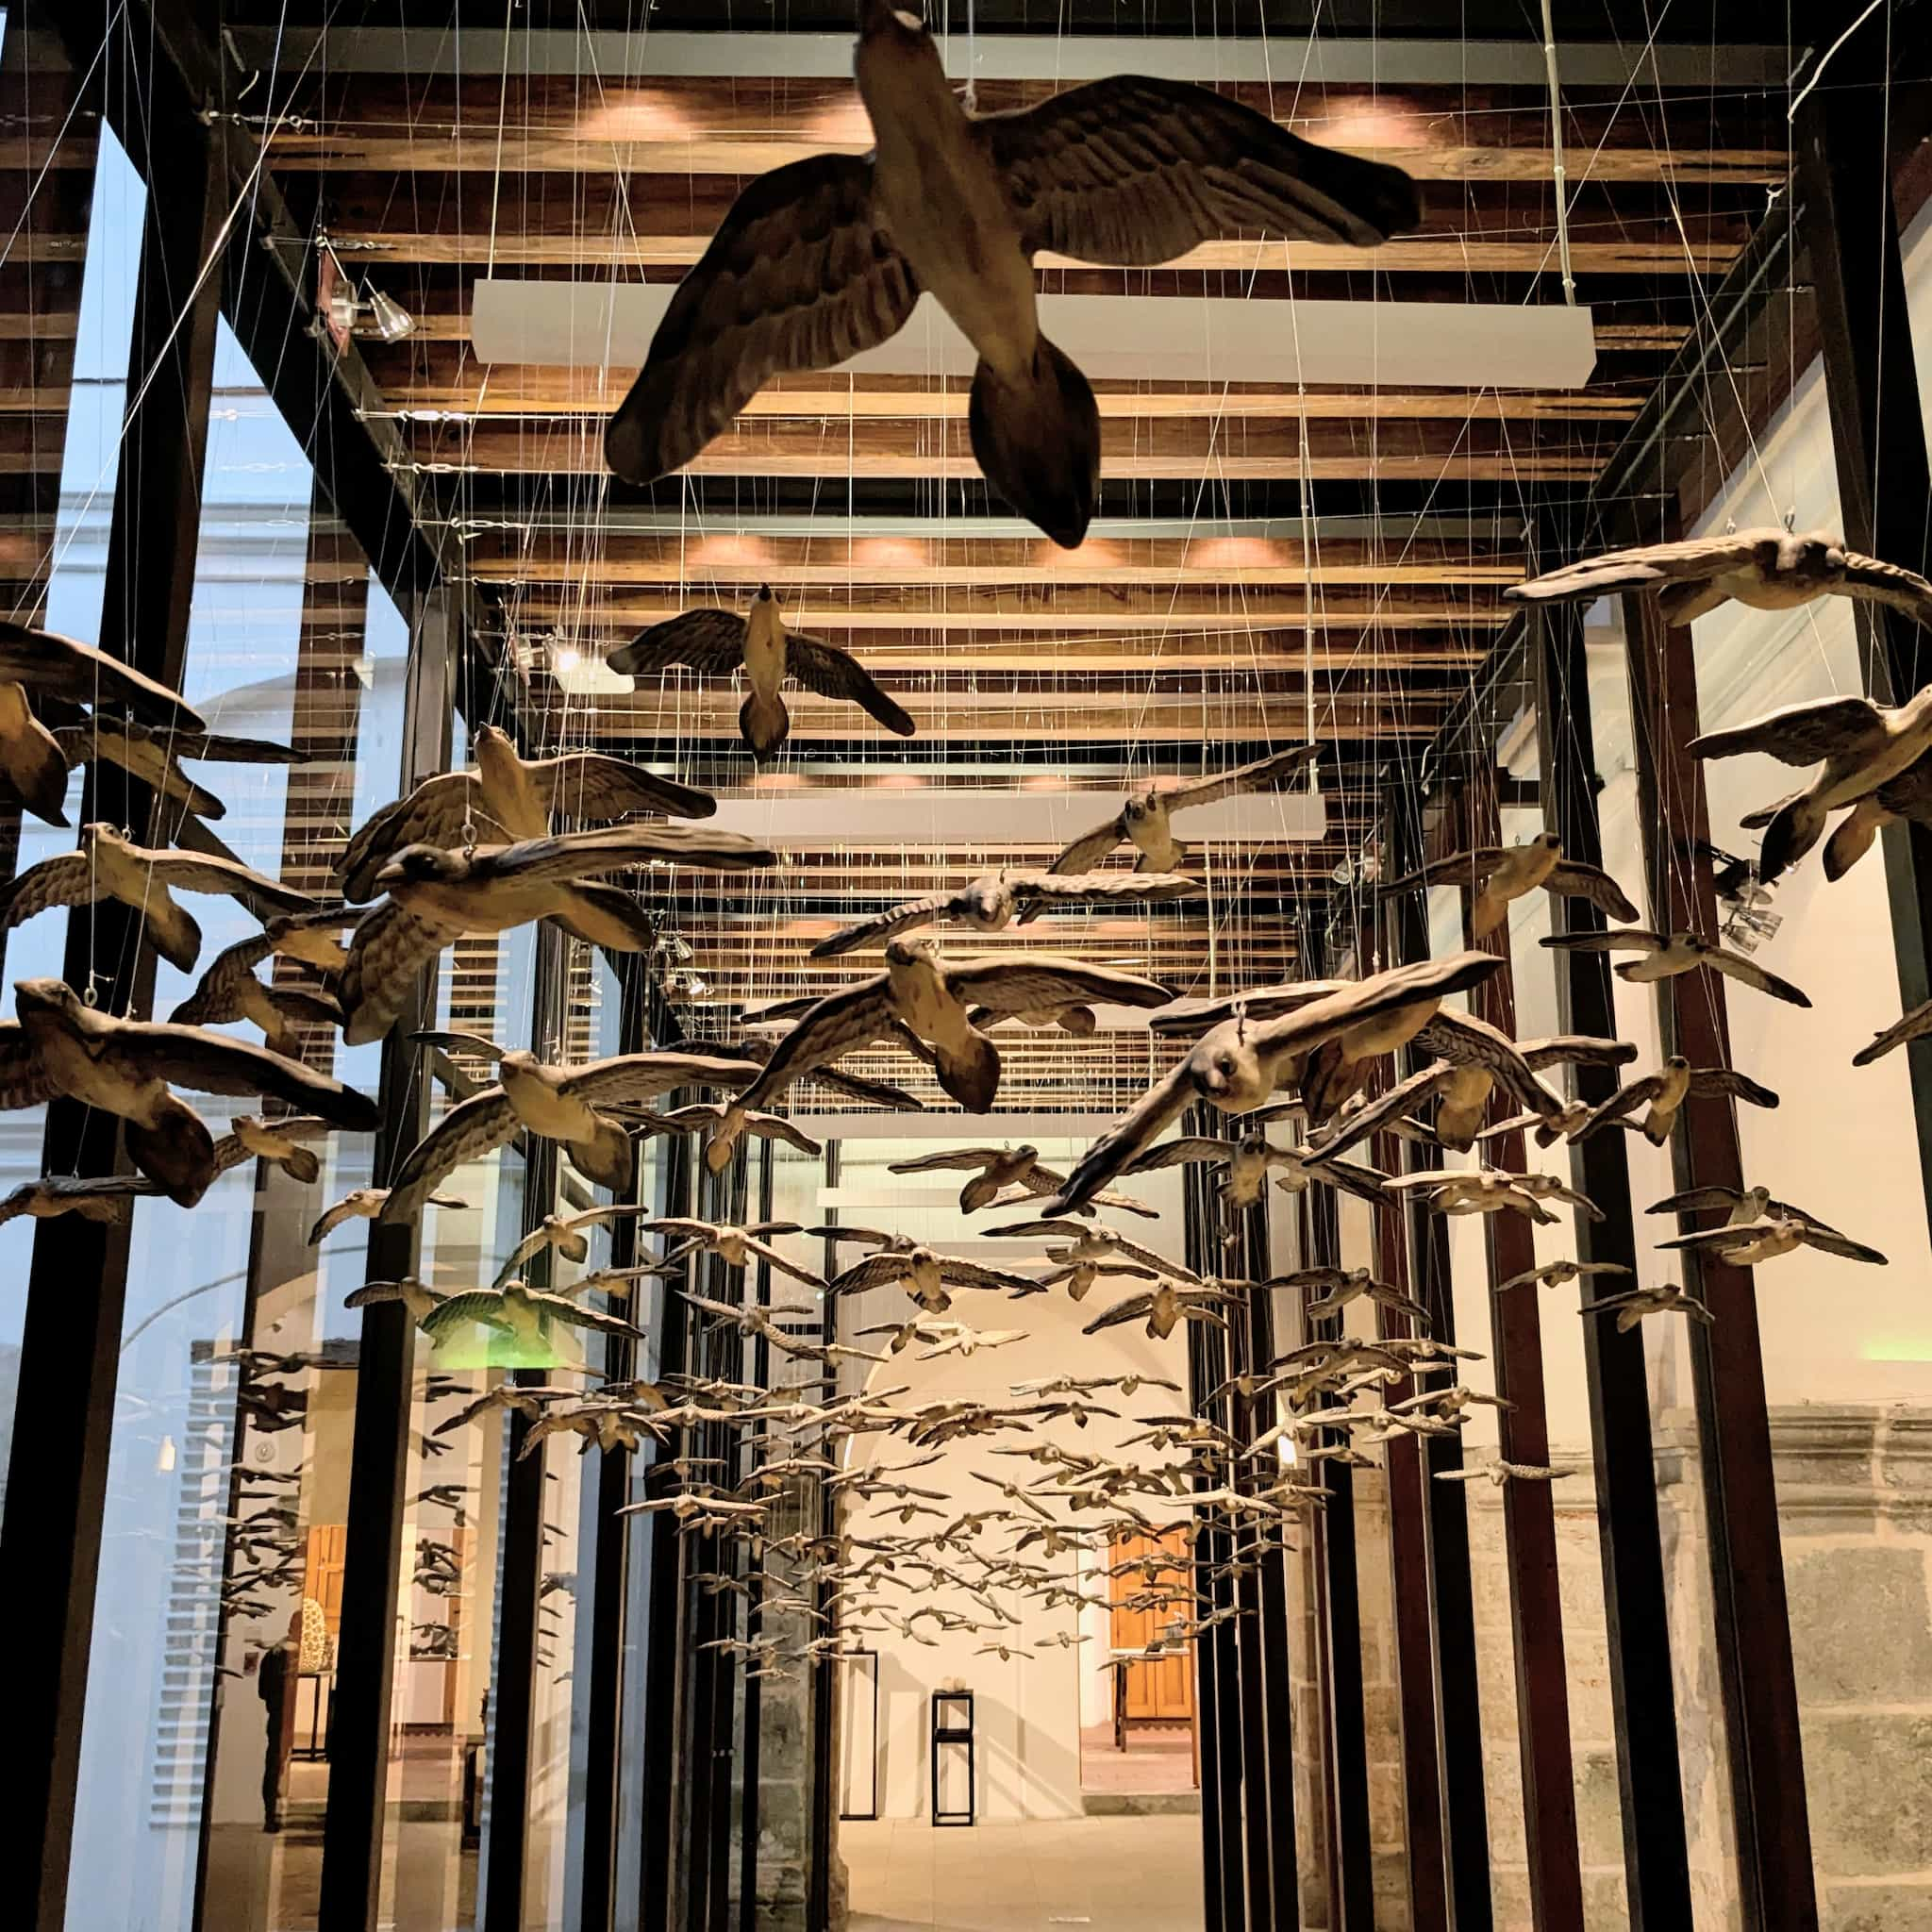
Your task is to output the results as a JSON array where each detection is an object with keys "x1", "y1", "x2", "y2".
[
  {"x1": 125, "y1": 1093, "x2": 217, "y2": 1208},
  {"x1": 567, "y1": 1109, "x2": 635, "y2": 1193},
  {"x1": 1757, "y1": 791, "x2": 1828, "y2": 878},
  {"x1": 933, "y1": 1028, "x2": 1002, "y2": 1111},
  {"x1": 740, "y1": 688, "x2": 791, "y2": 758},
  {"x1": 1823, "y1": 796, "x2": 1890, "y2": 880},
  {"x1": 968, "y1": 336, "x2": 1099, "y2": 551}
]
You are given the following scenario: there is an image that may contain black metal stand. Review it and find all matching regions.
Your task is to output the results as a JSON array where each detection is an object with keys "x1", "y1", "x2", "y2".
[{"x1": 930, "y1": 1690, "x2": 974, "y2": 1826}]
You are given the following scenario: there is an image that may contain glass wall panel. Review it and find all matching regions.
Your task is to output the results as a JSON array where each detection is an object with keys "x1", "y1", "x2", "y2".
[
  {"x1": 1671, "y1": 210, "x2": 1932, "y2": 1910},
  {"x1": 0, "y1": 93, "x2": 143, "y2": 1509}
]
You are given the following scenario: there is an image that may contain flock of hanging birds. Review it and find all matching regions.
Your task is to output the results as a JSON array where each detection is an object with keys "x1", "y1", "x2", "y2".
[{"x1": 13, "y1": 5, "x2": 1932, "y2": 1677}]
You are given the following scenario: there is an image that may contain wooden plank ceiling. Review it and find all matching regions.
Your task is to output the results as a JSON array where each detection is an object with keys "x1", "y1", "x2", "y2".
[{"x1": 15, "y1": 12, "x2": 1798, "y2": 1101}]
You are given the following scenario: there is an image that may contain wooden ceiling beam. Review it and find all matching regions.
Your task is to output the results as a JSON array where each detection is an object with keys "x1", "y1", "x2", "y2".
[
  {"x1": 374, "y1": 373, "x2": 1645, "y2": 425},
  {"x1": 483, "y1": 583, "x2": 1505, "y2": 626},
  {"x1": 416, "y1": 414, "x2": 1607, "y2": 480},
  {"x1": 275, "y1": 75, "x2": 1785, "y2": 189},
  {"x1": 463, "y1": 531, "x2": 1524, "y2": 588}
]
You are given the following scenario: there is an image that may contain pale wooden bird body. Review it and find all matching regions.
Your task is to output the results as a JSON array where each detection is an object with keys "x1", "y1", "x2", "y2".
[
  {"x1": 1471, "y1": 832, "x2": 1561, "y2": 934},
  {"x1": 498, "y1": 1052, "x2": 634, "y2": 1192}
]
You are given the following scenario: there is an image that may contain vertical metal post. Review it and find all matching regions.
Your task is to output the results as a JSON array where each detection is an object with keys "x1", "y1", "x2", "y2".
[
  {"x1": 1796, "y1": 44, "x2": 1932, "y2": 1244},
  {"x1": 580, "y1": 955, "x2": 654, "y2": 1931},
  {"x1": 1458, "y1": 779, "x2": 1586, "y2": 1932},
  {"x1": 1240, "y1": 1194, "x2": 1300, "y2": 1929},
  {"x1": 1298, "y1": 1176, "x2": 1378, "y2": 1930},
  {"x1": 317, "y1": 591, "x2": 458, "y2": 1932},
  {"x1": 738, "y1": 1139, "x2": 774, "y2": 1932},
  {"x1": 1533, "y1": 598, "x2": 1695, "y2": 1926},
  {"x1": 806, "y1": 1139, "x2": 841, "y2": 1932},
  {"x1": 1380, "y1": 773, "x2": 1492, "y2": 1930},
  {"x1": 637, "y1": 1125, "x2": 696, "y2": 1932},
  {"x1": 0, "y1": 57, "x2": 225, "y2": 1929},
  {"x1": 1182, "y1": 1136, "x2": 1236, "y2": 1932},
  {"x1": 484, "y1": 919, "x2": 572, "y2": 1930},
  {"x1": 1624, "y1": 591, "x2": 1818, "y2": 1931}
]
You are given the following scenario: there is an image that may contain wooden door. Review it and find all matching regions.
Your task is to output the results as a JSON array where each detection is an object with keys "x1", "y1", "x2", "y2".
[{"x1": 1108, "y1": 1529, "x2": 1194, "y2": 1720}]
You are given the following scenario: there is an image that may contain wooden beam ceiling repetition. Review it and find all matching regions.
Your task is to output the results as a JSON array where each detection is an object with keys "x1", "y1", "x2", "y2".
[{"x1": 207, "y1": 16, "x2": 1785, "y2": 1093}]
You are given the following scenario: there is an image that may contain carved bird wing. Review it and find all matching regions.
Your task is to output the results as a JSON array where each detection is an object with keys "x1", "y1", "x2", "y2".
[
  {"x1": 338, "y1": 774, "x2": 495, "y2": 902},
  {"x1": 169, "y1": 932, "x2": 278, "y2": 1024},
  {"x1": 783, "y1": 631, "x2": 917, "y2": 737},
  {"x1": 0, "y1": 850, "x2": 92, "y2": 931},
  {"x1": 0, "y1": 1024, "x2": 59, "y2": 1110},
  {"x1": 1542, "y1": 859, "x2": 1640, "y2": 923},
  {"x1": 1121, "y1": 1137, "x2": 1235, "y2": 1173},
  {"x1": 1541, "y1": 927, "x2": 1668, "y2": 957},
  {"x1": 339, "y1": 902, "x2": 461, "y2": 1046},
  {"x1": 0, "y1": 620, "x2": 208, "y2": 730},
  {"x1": 937, "y1": 1258, "x2": 1044, "y2": 1293},
  {"x1": 110, "y1": 1022, "x2": 379, "y2": 1126},
  {"x1": 946, "y1": 956, "x2": 1171, "y2": 1017},
  {"x1": 1043, "y1": 809, "x2": 1130, "y2": 876},
  {"x1": 826, "y1": 1254, "x2": 917, "y2": 1297},
  {"x1": 889, "y1": 1149, "x2": 1002, "y2": 1174},
  {"x1": 1166, "y1": 743, "x2": 1317, "y2": 811},
  {"x1": 1504, "y1": 532, "x2": 1774, "y2": 604},
  {"x1": 1377, "y1": 846, "x2": 1507, "y2": 895},
  {"x1": 1797, "y1": 1222, "x2": 1888, "y2": 1265},
  {"x1": 467, "y1": 823, "x2": 776, "y2": 885},
  {"x1": 565, "y1": 1051, "x2": 764, "y2": 1108},
  {"x1": 1304, "y1": 1062, "x2": 1451, "y2": 1156},
  {"x1": 1041, "y1": 1059, "x2": 1199, "y2": 1214},
  {"x1": 979, "y1": 76, "x2": 1421, "y2": 261},
  {"x1": 1837, "y1": 552, "x2": 1932, "y2": 625},
  {"x1": 1690, "y1": 694, "x2": 1888, "y2": 766},
  {"x1": 146, "y1": 849, "x2": 315, "y2": 917},
  {"x1": 735, "y1": 981, "x2": 898, "y2": 1112},
  {"x1": 810, "y1": 896, "x2": 951, "y2": 958},
  {"x1": 1685, "y1": 1067, "x2": 1779, "y2": 1108},
  {"x1": 1081, "y1": 1292, "x2": 1157, "y2": 1334},
  {"x1": 530, "y1": 751, "x2": 716, "y2": 823},
  {"x1": 605, "y1": 156, "x2": 921, "y2": 484},
  {"x1": 1701, "y1": 944, "x2": 1811, "y2": 1008},
  {"x1": 378, "y1": 1091, "x2": 520, "y2": 1221},
  {"x1": 1147, "y1": 981, "x2": 1341, "y2": 1037},
  {"x1": 607, "y1": 608, "x2": 750, "y2": 681},
  {"x1": 1247, "y1": 951, "x2": 1501, "y2": 1058},
  {"x1": 1015, "y1": 869, "x2": 1204, "y2": 909},
  {"x1": 1519, "y1": 1033, "x2": 1641, "y2": 1071}
]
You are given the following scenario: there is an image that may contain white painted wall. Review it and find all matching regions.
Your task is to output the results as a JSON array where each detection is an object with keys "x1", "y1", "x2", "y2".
[{"x1": 803, "y1": 1141, "x2": 1193, "y2": 1821}]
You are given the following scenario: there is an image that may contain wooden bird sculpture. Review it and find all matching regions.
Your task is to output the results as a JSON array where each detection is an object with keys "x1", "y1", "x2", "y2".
[
  {"x1": 609, "y1": 590, "x2": 915, "y2": 758},
  {"x1": 604, "y1": 4, "x2": 1419, "y2": 544},
  {"x1": 0, "y1": 976, "x2": 377, "y2": 1205}
]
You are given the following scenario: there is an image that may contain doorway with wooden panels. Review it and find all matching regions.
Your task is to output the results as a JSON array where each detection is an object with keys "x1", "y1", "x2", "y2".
[{"x1": 1079, "y1": 1528, "x2": 1199, "y2": 1809}]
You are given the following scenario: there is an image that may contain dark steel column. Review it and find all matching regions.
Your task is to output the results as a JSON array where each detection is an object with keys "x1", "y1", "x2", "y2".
[
  {"x1": 637, "y1": 1124, "x2": 697, "y2": 1932},
  {"x1": 1239, "y1": 1195, "x2": 1299, "y2": 1930},
  {"x1": 1459, "y1": 782, "x2": 1585, "y2": 1932},
  {"x1": 1378, "y1": 780, "x2": 1491, "y2": 1932},
  {"x1": 317, "y1": 592, "x2": 459, "y2": 1932},
  {"x1": 580, "y1": 955, "x2": 654, "y2": 1931},
  {"x1": 738, "y1": 1140, "x2": 774, "y2": 1932},
  {"x1": 1364, "y1": 1157, "x2": 1449, "y2": 1932},
  {"x1": 1624, "y1": 591, "x2": 1818, "y2": 1932},
  {"x1": 1182, "y1": 1137, "x2": 1239, "y2": 1932},
  {"x1": 0, "y1": 61, "x2": 224, "y2": 1925},
  {"x1": 1299, "y1": 1177, "x2": 1378, "y2": 1930},
  {"x1": 483, "y1": 920, "x2": 572, "y2": 1929},
  {"x1": 1533, "y1": 599, "x2": 1695, "y2": 1926},
  {"x1": 1797, "y1": 48, "x2": 1932, "y2": 1244}
]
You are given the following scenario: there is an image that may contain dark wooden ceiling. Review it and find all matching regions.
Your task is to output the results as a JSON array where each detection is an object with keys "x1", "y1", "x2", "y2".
[{"x1": 0, "y1": 9, "x2": 1840, "y2": 1091}]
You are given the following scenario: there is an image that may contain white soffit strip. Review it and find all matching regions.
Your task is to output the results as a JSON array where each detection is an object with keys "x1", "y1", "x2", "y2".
[
  {"x1": 237, "y1": 29, "x2": 1790, "y2": 89},
  {"x1": 707, "y1": 785, "x2": 1326, "y2": 848},
  {"x1": 472, "y1": 281, "x2": 1598, "y2": 391}
]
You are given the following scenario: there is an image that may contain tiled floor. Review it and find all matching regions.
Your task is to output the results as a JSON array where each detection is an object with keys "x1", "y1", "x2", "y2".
[
  {"x1": 843, "y1": 1817, "x2": 1207, "y2": 1931},
  {"x1": 1076, "y1": 1724, "x2": 1197, "y2": 1796}
]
